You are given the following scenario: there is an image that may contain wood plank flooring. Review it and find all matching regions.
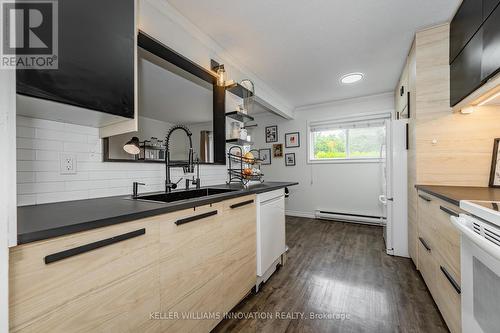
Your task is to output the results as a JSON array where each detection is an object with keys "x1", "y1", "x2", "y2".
[{"x1": 213, "y1": 216, "x2": 449, "y2": 333}]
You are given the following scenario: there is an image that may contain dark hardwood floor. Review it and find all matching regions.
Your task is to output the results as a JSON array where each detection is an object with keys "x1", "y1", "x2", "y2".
[{"x1": 214, "y1": 216, "x2": 449, "y2": 333}]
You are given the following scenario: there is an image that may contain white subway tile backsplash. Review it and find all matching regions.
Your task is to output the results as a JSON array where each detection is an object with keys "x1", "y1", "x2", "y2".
[
  {"x1": 65, "y1": 180, "x2": 108, "y2": 191},
  {"x1": 35, "y1": 171, "x2": 89, "y2": 182},
  {"x1": 17, "y1": 126, "x2": 35, "y2": 138},
  {"x1": 17, "y1": 137, "x2": 64, "y2": 151},
  {"x1": 17, "y1": 195, "x2": 36, "y2": 206},
  {"x1": 35, "y1": 128, "x2": 88, "y2": 143},
  {"x1": 16, "y1": 116, "x2": 227, "y2": 206},
  {"x1": 36, "y1": 190, "x2": 89, "y2": 204},
  {"x1": 17, "y1": 182, "x2": 65, "y2": 194},
  {"x1": 17, "y1": 172, "x2": 35, "y2": 183},
  {"x1": 35, "y1": 150, "x2": 59, "y2": 161},
  {"x1": 17, "y1": 149, "x2": 35, "y2": 161}
]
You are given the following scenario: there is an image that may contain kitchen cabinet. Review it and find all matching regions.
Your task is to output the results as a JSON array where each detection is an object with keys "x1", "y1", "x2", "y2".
[
  {"x1": 9, "y1": 217, "x2": 161, "y2": 332},
  {"x1": 450, "y1": 28, "x2": 483, "y2": 107},
  {"x1": 10, "y1": 195, "x2": 257, "y2": 333},
  {"x1": 222, "y1": 195, "x2": 257, "y2": 311},
  {"x1": 450, "y1": 0, "x2": 483, "y2": 63},
  {"x1": 416, "y1": 191, "x2": 461, "y2": 333},
  {"x1": 481, "y1": 4, "x2": 500, "y2": 81}
]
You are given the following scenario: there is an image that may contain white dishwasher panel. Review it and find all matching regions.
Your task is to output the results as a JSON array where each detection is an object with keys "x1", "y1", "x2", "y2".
[{"x1": 257, "y1": 191, "x2": 286, "y2": 277}]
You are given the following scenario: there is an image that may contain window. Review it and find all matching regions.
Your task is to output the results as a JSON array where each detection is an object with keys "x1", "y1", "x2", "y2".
[{"x1": 308, "y1": 116, "x2": 387, "y2": 163}]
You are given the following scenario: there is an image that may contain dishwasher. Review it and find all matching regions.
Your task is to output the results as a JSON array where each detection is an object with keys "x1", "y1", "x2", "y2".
[{"x1": 256, "y1": 188, "x2": 286, "y2": 291}]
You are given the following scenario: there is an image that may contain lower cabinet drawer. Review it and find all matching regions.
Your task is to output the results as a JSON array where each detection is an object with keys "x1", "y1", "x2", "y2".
[
  {"x1": 434, "y1": 260, "x2": 462, "y2": 333},
  {"x1": 162, "y1": 272, "x2": 225, "y2": 333},
  {"x1": 417, "y1": 235, "x2": 437, "y2": 296},
  {"x1": 9, "y1": 218, "x2": 160, "y2": 332}
]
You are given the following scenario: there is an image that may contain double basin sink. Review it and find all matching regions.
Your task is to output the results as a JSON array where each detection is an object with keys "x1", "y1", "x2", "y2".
[{"x1": 135, "y1": 187, "x2": 238, "y2": 203}]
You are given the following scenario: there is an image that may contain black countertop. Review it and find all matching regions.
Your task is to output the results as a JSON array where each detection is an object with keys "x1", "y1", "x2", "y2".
[
  {"x1": 415, "y1": 185, "x2": 500, "y2": 206},
  {"x1": 17, "y1": 182, "x2": 298, "y2": 245}
]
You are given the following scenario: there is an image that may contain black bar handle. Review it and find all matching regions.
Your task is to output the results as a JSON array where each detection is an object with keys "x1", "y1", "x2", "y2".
[
  {"x1": 44, "y1": 228, "x2": 146, "y2": 264},
  {"x1": 440, "y1": 266, "x2": 461, "y2": 294},
  {"x1": 418, "y1": 194, "x2": 432, "y2": 202},
  {"x1": 175, "y1": 210, "x2": 218, "y2": 226},
  {"x1": 419, "y1": 237, "x2": 431, "y2": 252},
  {"x1": 440, "y1": 206, "x2": 460, "y2": 217},
  {"x1": 230, "y1": 200, "x2": 254, "y2": 209}
]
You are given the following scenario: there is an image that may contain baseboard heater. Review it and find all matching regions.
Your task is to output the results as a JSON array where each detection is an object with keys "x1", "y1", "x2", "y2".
[{"x1": 315, "y1": 210, "x2": 385, "y2": 225}]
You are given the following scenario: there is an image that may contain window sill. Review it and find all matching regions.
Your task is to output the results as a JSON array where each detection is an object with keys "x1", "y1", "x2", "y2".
[{"x1": 307, "y1": 158, "x2": 383, "y2": 164}]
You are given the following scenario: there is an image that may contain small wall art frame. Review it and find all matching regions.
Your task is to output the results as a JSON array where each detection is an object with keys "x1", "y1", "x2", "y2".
[
  {"x1": 285, "y1": 132, "x2": 300, "y2": 148},
  {"x1": 285, "y1": 153, "x2": 296, "y2": 166},
  {"x1": 266, "y1": 125, "x2": 278, "y2": 143},
  {"x1": 259, "y1": 148, "x2": 271, "y2": 165},
  {"x1": 273, "y1": 143, "x2": 283, "y2": 158}
]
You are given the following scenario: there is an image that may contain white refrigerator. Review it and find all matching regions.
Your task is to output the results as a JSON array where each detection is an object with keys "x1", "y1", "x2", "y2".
[{"x1": 379, "y1": 119, "x2": 408, "y2": 257}]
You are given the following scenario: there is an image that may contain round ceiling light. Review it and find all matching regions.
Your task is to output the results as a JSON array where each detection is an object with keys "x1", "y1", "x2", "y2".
[{"x1": 340, "y1": 72, "x2": 364, "y2": 84}]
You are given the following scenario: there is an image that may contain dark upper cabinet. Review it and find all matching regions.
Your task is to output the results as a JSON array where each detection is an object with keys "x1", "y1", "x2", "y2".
[
  {"x1": 482, "y1": 4, "x2": 500, "y2": 80},
  {"x1": 483, "y1": 0, "x2": 500, "y2": 20},
  {"x1": 450, "y1": 0, "x2": 483, "y2": 63},
  {"x1": 450, "y1": 29, "x2": 483, "y2": 106},
  {"x1": 17, "y1": 0, "x2": 135, "y2": 119}
]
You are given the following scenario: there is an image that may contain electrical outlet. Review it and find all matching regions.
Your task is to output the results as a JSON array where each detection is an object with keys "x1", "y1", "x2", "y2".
[{"x1": 60, "y1": 153, "x2": 77, "y2": 174}]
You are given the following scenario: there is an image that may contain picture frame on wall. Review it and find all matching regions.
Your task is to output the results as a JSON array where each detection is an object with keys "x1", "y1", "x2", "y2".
[
  {"x1": 285, "y1": 132, "x2": 300, "y2": 148},
  {"x1": 272, "y1": 143, "x2": 283, "y2": 158},
  {"x1": 285, "y1": 153, "x2": 296, "y2": 166},
  {"x1": 259, "y1": 148, "x2": 271, "y2": 165},
  {"x1": 489, "y1": 138, "x2": 500, "y2": 188},
  {"x1": 266, "y1": 125, "x2": 278, "y2": 143}
]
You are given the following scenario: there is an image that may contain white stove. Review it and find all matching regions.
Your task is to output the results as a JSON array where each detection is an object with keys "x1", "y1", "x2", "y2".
[{"x1": 451, "y1": 200, "x2": 500, "y2": 333}]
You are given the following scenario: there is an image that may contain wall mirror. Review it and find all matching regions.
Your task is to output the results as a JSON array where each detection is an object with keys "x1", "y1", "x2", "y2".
[{"x1": 104, "y1": 32, "x2": 226, "y2": 165}]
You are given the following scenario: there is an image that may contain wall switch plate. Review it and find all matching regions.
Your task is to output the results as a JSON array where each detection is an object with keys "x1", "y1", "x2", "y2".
[{"x1": 60, "y1": 153, "x2": 77, "y2": 174}]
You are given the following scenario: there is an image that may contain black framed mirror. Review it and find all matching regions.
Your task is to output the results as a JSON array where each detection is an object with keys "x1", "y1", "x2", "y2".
[{"x1": 103, "y1": 31, "x2": 226, "y2": 165}]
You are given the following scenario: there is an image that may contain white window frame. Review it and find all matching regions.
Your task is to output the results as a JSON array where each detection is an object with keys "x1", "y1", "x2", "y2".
[{"x1": 306, "y1": 112, "x2": 391, "y2": 164}]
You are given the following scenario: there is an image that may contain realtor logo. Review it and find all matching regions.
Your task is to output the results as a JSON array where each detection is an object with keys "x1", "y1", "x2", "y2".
[{"x1": 1, "y1": 0, "x2": 58, "y2": 69}]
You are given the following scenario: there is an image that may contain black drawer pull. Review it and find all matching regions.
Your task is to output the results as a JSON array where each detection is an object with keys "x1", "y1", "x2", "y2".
[
  {"x1": 419, "y1": 237, "x2": 431, "y2": 252},
  {"x1": 175, "y1": 210, "x2": 218, "y2": 226},
  {"x1": 440, "y1": 206, "x2": 460, "y2": 217},
  {"x1": 230, "y1": 200, "x2": 254, "y2": 209},
  {"x1": 418, "y1": 194, "x2": 432, "y2": 202},
  {"x1": 440, "y1": 266, "x2": 461, "y2": 295},
  {"x1": 44, "y1": 228, "x2": 146, "y2": 264}
]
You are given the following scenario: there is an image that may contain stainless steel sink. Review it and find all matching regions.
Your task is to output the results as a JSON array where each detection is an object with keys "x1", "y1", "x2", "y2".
[{"x1": 135, "y1": 188, "x2": 238, "y2": 203}]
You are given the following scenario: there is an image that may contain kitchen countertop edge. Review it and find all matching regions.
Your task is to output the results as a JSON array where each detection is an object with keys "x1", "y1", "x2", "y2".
[
  {"x1": 17, "y1": 182, "x2": 298, "y2": 245},
  {"x1": 415, "y1": 184, "x2": 500, "y2": 207}
]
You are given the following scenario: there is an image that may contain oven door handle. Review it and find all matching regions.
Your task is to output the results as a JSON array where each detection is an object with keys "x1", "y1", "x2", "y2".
[{"x1": 451, "y1": 216, "x2": 500, "y2": 261}]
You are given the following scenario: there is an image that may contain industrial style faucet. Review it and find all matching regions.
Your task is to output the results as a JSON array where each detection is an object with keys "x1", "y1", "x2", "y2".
[
  {"x1": 164, "y1": 125, "x2": 194, "y2": 193},
  {"x1": 185, "y1": 157, "x2": 201, "y2": 190}
]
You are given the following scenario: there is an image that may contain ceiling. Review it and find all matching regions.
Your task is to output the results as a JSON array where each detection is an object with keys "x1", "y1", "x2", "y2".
[{"x1": 167, "y1": 0, "x2": 461, "y2": 108}]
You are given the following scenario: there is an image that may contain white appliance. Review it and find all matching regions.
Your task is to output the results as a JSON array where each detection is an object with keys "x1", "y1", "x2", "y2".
[
  {"x1": 379, "y1": 119, "x2": 408, "y2": 257},
  {"x1": 451, "y1": 200, "x2": 500, "y2": 333},
  {"x1": 256, "y1": 188, "x2": 286, "y2": 290}
]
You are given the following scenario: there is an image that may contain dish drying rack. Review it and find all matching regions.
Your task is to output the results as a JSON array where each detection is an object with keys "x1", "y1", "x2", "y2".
[{"x1": 227, "y1": 146, "x2": 264, "y2": 186}]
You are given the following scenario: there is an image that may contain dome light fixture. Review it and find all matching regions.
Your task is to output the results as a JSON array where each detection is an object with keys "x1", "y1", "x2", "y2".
[{"x1": 340, "y1": 72, "x2": 364, "y2": 84}]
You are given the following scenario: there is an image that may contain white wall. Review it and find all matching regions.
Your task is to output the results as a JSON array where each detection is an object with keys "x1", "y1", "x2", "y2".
[
  {"x1": 16, "y1": 116, "x2": 227, "y2": 206},
  {"x1": 1, "y1": 69, "x2": 16, "y2": 331},
  {"x1": 252, "y1": 93, "x2": 394, "y2": 218}
]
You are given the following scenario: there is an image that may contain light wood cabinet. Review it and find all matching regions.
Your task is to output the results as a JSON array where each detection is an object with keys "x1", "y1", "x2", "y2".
[
  {"x1": 221, "y1": 195, "x2": 257, "y2": 311},
  {"x1": 10, "y1": 194, "x2": 258, "y2": 333},
  {"x1": 9, "y1": 216, "x2": 161, "y2": 332},
  {"x1": 416, "y1": 191, "x2": 461, "y2": 333}
]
